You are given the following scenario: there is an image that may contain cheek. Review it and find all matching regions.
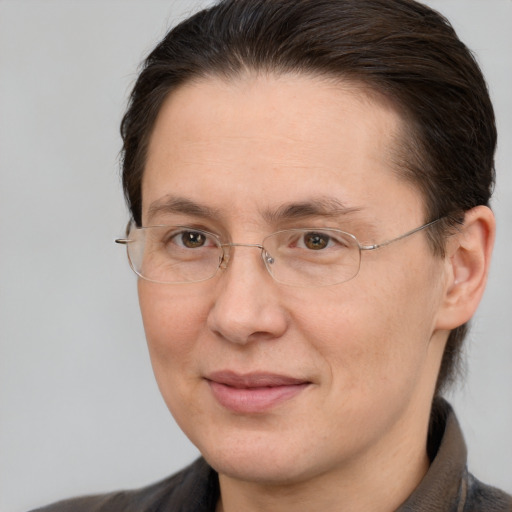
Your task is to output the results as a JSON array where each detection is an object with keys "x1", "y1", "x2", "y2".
[
  {"x1": 292, "y1": 262, "x2": 442, "y2": 389},
  {"x1": 138, "y1": 281, "x2": 209, "y2": 369},
  {"x1": 137, "y1": 281, "x2": 215, "y2": 432}
]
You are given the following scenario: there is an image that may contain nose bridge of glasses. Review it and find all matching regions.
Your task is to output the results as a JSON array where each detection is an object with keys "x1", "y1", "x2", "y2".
[{"x1": 219, "y1": 242, "x2": 268, "y2": 270}]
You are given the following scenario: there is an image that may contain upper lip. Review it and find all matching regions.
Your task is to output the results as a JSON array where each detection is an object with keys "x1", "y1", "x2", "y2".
[{"x1": 206, "y1": 371, "x2": 309, "y2": 388}]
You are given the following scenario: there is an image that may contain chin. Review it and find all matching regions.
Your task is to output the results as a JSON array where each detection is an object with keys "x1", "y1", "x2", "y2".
[
  {"x1": 205, "y1": 449, "x2": 315, "y2": 485},
  {"x1": 191, "y1": 423, "x2": 336, "y2": 485}
]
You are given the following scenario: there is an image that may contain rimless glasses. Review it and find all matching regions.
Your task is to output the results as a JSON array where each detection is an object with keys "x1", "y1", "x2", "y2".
[{"x1": 115, "y1": 218, "x2": 444, "y2": 287}]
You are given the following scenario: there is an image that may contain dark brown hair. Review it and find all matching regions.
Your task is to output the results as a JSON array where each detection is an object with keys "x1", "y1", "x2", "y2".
[{"x1": 120, "y1": 0, "x2": 496, "y2": 393}]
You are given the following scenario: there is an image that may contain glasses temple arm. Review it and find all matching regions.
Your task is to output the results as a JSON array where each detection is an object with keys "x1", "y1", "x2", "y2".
[{"x1": 359, "y1": 217, "x2": 445, "y2": 251}]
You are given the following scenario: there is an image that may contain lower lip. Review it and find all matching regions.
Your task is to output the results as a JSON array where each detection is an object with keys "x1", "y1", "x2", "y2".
[{"x1": 207, "y1": 381, "x2": 309, "y2": 413}]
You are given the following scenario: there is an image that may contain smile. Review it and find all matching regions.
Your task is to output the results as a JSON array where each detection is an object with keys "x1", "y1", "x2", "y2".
[{"x1": 205, "y1": 371, "x2": 311, "y2": 414}]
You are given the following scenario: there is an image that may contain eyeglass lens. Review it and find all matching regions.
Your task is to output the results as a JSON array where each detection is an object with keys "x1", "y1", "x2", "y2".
[{"x1": 125, "y1": 226, "x2": 362, "y2": 286}]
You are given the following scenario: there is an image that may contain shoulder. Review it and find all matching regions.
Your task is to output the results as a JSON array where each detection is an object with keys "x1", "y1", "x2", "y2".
[
  {"x1": 29, "y1": 458, "x2": 219, "y2": 512},
  {"x1": 463, "y1": 473, "x2": 512, "y2": 512}
]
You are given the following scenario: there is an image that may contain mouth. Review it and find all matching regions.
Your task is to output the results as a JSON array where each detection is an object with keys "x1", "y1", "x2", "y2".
[{"x1": 205, "y1": 371, "x2": 311, "y2": 414}]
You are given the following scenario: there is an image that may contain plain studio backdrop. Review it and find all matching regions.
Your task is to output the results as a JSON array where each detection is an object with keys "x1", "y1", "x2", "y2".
[{"x1": 0, "y1": 1, "x2": 511, "y2": 511}]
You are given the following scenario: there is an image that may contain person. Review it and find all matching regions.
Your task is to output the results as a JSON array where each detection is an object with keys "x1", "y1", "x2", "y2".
[{"x1": 32, "y1": 0, "x2": 511, "y2": 510}]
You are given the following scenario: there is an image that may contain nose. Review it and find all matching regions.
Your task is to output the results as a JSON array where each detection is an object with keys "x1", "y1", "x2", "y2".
[{"x1": 206, "y1": 245, "x2": 288, "y2": 345}]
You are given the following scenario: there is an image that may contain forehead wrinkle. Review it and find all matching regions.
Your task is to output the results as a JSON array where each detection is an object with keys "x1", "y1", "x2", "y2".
[{"x1": 146, "y1": 194, "x2": 222, "y2": 224}]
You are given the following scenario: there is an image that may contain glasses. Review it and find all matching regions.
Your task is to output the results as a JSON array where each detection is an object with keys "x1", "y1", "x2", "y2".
[{"x1": 115, "y1": 218, "x2": 443, "y2": 287}]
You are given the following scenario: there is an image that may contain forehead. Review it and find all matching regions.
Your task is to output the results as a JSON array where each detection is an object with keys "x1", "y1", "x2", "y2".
[
  {"x1": 142, "y1": 74, "x2": 423, "y2": 228},
  {"x1": 146, "y1": 73, "x2": 402, "y2": 164}
]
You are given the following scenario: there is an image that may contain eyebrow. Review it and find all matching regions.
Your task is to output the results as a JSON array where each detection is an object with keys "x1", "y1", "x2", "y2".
[
  {"x1": 146, "y1": 195, "x2": 222, "y2": 223},
  {"x1": 261, "y1": 197, "x2": 363, "y2": 224},
  {"x1": 146, "y1": 194, "x2": 367, "y2": 227}
]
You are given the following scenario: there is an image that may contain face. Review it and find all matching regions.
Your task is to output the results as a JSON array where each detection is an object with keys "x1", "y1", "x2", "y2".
[{"x1": 138, "y1": 74, "x2": 449, "y2": 485}]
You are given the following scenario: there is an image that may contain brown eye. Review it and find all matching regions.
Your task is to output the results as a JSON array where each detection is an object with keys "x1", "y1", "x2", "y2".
[
  {"x1": 181, "y1": 231, "x2": 206, "y2": 248},
  {"x1": 304, "y1": 232, "x2": 330, "y2": 250}
]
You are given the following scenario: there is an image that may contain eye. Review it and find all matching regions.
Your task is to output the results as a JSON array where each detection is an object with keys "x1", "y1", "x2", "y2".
[
  {"x1": 160, "y1": 228, "x2": 217, "y2": 251},
  {"x1": 301, "y1": 232, "x2": 333, "y2": 250},
  {"x1": 178, "y1": 230, "x2": 208, "y2": 248}
]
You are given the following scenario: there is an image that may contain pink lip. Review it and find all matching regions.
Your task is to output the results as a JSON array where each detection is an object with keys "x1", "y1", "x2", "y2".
[{"x1": 206, "y1": 371, "x2": 310, "y2": 413}]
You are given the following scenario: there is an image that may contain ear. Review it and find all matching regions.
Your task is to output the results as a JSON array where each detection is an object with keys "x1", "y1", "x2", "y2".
[{"x1": 435, "y1": 205, "x2": 495, "y2": 330}]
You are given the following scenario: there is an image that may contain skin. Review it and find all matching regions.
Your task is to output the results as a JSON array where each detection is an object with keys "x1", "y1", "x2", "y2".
[{"x1": 137, "y1": 74, "x2": 494, "y2": 512}]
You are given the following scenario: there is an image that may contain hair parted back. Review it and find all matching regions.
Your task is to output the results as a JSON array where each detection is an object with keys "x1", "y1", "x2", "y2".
[{"x1": 120, "y1": 0, "x2": 496, "y2": 394}]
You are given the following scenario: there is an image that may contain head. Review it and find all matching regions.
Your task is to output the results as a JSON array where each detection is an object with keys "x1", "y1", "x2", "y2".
[
  {"x1": 119, "y1": 0, "x2": 496, "y2": 491},
  {"x1": 121, "y1": 0, "x2": 496, "y2": 395}
]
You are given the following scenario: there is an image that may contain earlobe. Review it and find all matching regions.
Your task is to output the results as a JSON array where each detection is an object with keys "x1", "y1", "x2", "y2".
[{"x1": 436, "y1": 205, "x2": 495, "y2": 330}]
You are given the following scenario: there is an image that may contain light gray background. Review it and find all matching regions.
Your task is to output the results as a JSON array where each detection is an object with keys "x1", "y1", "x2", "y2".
[{"x1": 1, "y1": 1, "x2": 511, "y2": 511}]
